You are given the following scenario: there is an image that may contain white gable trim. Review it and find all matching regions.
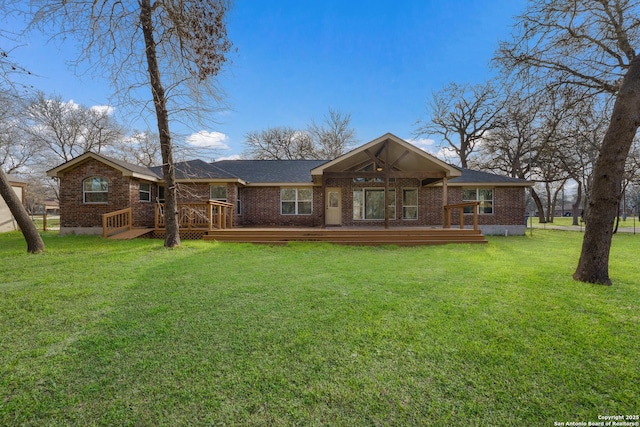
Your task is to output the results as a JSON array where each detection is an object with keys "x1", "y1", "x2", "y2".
[{"x1": 310, "y1": 133, "x2": 460, "y2": 178}]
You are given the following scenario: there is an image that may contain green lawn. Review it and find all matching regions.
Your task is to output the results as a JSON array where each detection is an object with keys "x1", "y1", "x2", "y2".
[
  {"x1": 1, "y1": 231, "x2": 638, "y2": 426},
  {"x1": 533, "y1": 215, "x2": 640, "y2": 228}
]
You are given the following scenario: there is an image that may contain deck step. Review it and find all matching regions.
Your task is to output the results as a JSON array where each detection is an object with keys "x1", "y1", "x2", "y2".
[{"x1": 203, "y1": 228, "x2": 487, "y2": 246}]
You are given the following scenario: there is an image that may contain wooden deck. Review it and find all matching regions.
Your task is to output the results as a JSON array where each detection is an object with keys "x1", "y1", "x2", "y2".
[{"x1": 203, "y1": 227, "x2": 487, "y2": 245}]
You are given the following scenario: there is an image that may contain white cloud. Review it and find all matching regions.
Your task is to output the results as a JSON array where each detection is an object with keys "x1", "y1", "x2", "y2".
[
  {"x1": 63, "y1": 100, "x2": 80, "y2": 110},
  {"x1": 216, "y1": 154, "x2": 242, "y2": 161},
  {"x1": 186, "y1": 130, "x2": 230, "y2": 150},
  {"x1": 90, "y1": 105, "x2": 115, "y2": 115},
  {"x1": 407, "y1": 137, "x2": 437, "y2": 155}
]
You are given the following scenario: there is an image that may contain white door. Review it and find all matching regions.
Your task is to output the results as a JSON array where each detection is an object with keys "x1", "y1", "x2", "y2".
[{"x1": 325, "y1": 188, "x2": 341, "y2": 225}]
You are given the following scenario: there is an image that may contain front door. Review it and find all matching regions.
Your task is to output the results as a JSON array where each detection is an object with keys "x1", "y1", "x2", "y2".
[{"x1": 325, "y1": 187, "x2": 341, "y2": 225}]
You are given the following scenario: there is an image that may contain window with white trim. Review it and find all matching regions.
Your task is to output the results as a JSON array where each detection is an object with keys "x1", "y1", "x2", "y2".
[
  {"x1": 83, "y1": 177, "x2": 108, "y2": 204},
  {"x1": 281, "y1": 188, "x2": 312, "y2": 215},
  {"x1": 353, "y1": 188, "x2": 395, "y2": 220},
  {"x1": 210, "y1": 185, "x2": 228, "y2": 202},
  {"x1": 402, "y1": 188, "x2": 418, "y2": 219},
  {"x1": 463, "y1": 188, "x2": 493, "y2": 214},
  {"x1": 139, "y1": 183, "x2": 151, "y2": 202}
]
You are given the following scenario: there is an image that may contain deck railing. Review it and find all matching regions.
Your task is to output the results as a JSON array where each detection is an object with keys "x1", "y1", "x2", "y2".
[
  {"x1": 443, "y1": 201, "x2": 480, "y2": 231},
  {"x1": 155, "y1": 200, "x2": 234, "y2": 230},
  {"x1": 102, "y1": 207, "x2": 132, "y2": 238}
]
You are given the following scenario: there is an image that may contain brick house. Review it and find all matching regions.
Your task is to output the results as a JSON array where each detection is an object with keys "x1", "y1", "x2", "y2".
[{"x1": 47, "y1": 133, "x2": 531, "y2": 237}]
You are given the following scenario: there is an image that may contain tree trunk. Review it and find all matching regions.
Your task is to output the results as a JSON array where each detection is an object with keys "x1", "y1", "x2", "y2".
[
  {"x1": 140, "y1": 0, "x2": 180, "y2": 248},
  {"x1": 573, "y1": 56, "x2": 640, "y2": 285},
  {"x1": 547, "y1": 182, "x2": 555, "y2": 223},
  {"x1": 530, "y1": 188, "x2": 546, "y2": 223},
  {"x1": 0, "y1": 169, "x2": 45, "y2": 253},
  {"x1": 572, "y1": 181, "x2": 582, "y2": 226}
]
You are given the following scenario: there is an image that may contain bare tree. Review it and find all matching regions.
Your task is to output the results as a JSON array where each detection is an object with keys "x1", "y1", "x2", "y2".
[
  {"x1": 243, "y1": 127, "x2": 316, "y2": 160},
  {"x1": 0, "y1": 95, "x2": 36, "y2": 173},
  {"x1": 245, "y1": 109, "x2": 357, "y2": 160},
  {"x1": 414, "y1": 81, "x2": 504, "y2": 168},
  {"x1": 555, "y1": 97, "x2": 610, "y2": 224},
  {"x1": 22, "y1": 0, "x2": 233, "y2": 248},
  {"x1": 24, "y1": 92, "x2": 124, "y2": 167},
  {"x1": 308, "y1": 108, "x2": 358, "y2": 159},
  {"x1": 0, "y1": 34, "x2": 44, "y2": 253},
  {"x1": 476, "y1": 80, "x2": 579, "y2": 223},
  {"x1": 115, "y1": 130, "x2": 162, "y2": 167},
  {"x1": 497, "y1": 0, "x2": 640, "y2": 285}
]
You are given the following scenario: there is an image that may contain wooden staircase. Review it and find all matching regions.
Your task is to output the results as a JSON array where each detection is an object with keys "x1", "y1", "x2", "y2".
[{"x1": 203, "y1": 227, "x2": 487, "y2": 246}]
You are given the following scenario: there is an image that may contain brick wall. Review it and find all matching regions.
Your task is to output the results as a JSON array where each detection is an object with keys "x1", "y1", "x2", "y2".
[
  {"x1": 240, "y1": 186, "x2": 323, "y2": 227},
  {"x1": 59, "y1": 159, "x2": 158, "y2": 228},
  {"x1": 130, "y1": 180, "x2": 155, "y2": 227},
  {"x1": 60, "y1": 160, "x2": 132, "y2": 228}
]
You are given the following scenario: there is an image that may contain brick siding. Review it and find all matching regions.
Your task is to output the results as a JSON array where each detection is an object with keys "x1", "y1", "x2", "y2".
[
  {"x1": 59, "y1": 159, "x2": 155, "y2": 228},
  {"x1": 239, "y1": 186, "x2": 323, "y2": 227}
]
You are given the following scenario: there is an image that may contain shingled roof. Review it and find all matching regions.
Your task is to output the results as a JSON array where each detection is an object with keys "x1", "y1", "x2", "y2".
[
  {"x1": 449, "y1": 169, "x2": 530, "y2": 186},
  {"x1": 214, "y1": 159, "x2": 328, "y2": 183},
  {"x1": 47, "y1": 150, "x2": 531, "y2": 187},
  {"x1": 149, "y1": 159, "x2": 240, "y2": 180}
]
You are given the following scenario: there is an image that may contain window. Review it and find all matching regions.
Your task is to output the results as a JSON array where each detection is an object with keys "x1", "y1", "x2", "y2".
[
  {"x1": 353, "y1": 188, "x2": 395, "y2": 220},
  {"x1": 157, "y1": 186, "x2": 165, "y2": 203},
  {"x1": 281, "y1": 188, "x2": 312, "y2": 215},
  {"x1": 210, "y1": 185, "x2": 228, "y2": 202},
  {"x1": 353, "y1": 163, "x2": 395, "y2": 183},
  {"x1": 83, "y1": 177, "x2": 108, "y2": 204},
  {"x1": 139, "y1": 183, "x2": 151, "y2": 202},
  {"x1": 402, "y1": 188, "x2": 418, "y2": 220},
  {"x1": 463, "y1": 188, "x2": 493, "y2": 214}
]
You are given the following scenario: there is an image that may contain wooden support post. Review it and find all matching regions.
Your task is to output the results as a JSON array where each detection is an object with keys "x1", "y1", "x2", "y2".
[
  {"x1": 442, "y1": 177, "x2": 448, "y2": 227},
  {"x1": 384, "y1": 141, "x2": 389, "y2": 229},
  {"x1": 473, "y1": 203, "x2": 479, "y2": 230},
  {"x1": 208, "y1": 202, "x2": 214, "y2": 231}
]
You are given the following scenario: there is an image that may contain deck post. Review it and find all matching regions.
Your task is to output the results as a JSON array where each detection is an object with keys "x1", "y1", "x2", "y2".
[
  {"x1": 442, "y1": 177, "x2": 448, "y2": 227},
  {"x1": 208, "y1": 202, "x2": 214, "y2": 231},
  {"x1": 473, "y1": 201, "x2": 479, "y2": 230}
]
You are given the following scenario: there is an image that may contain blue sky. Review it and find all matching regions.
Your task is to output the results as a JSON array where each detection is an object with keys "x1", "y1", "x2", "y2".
[{"x1": 6, "y1": 0, "x2": 527, "y2": 160}]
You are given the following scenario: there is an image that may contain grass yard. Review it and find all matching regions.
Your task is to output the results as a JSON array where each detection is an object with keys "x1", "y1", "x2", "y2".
[
  {"x1": 533, "y1": 215, "x2": 640, "y2": 229},
  {"x1": 1, "y1": 230, "x2": 638, "y2": 426}
]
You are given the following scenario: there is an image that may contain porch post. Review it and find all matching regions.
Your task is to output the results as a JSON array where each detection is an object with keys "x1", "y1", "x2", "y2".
[
  {"x1": 321, "y1": 174, "x2": 326, "y2": 227},
  {"x1": 442, "y1": 176, "x2": 448, "y2": 227},
  {"x1": 384, "y1": 143, "x2": 390, "y2": 229}
]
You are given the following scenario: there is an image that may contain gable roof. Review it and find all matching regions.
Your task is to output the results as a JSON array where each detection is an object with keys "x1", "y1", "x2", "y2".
[
  {"x1": 47, "y1": 152, "x2": 161, "y2": 181},
  {"x1": 310, "y1": 133, "x2": 461, "y2": 179}
]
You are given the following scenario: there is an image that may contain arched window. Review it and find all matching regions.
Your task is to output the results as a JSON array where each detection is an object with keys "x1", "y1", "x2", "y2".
[{"x1": 83, "y1": 177, "x2": 109, "y2": 204}]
